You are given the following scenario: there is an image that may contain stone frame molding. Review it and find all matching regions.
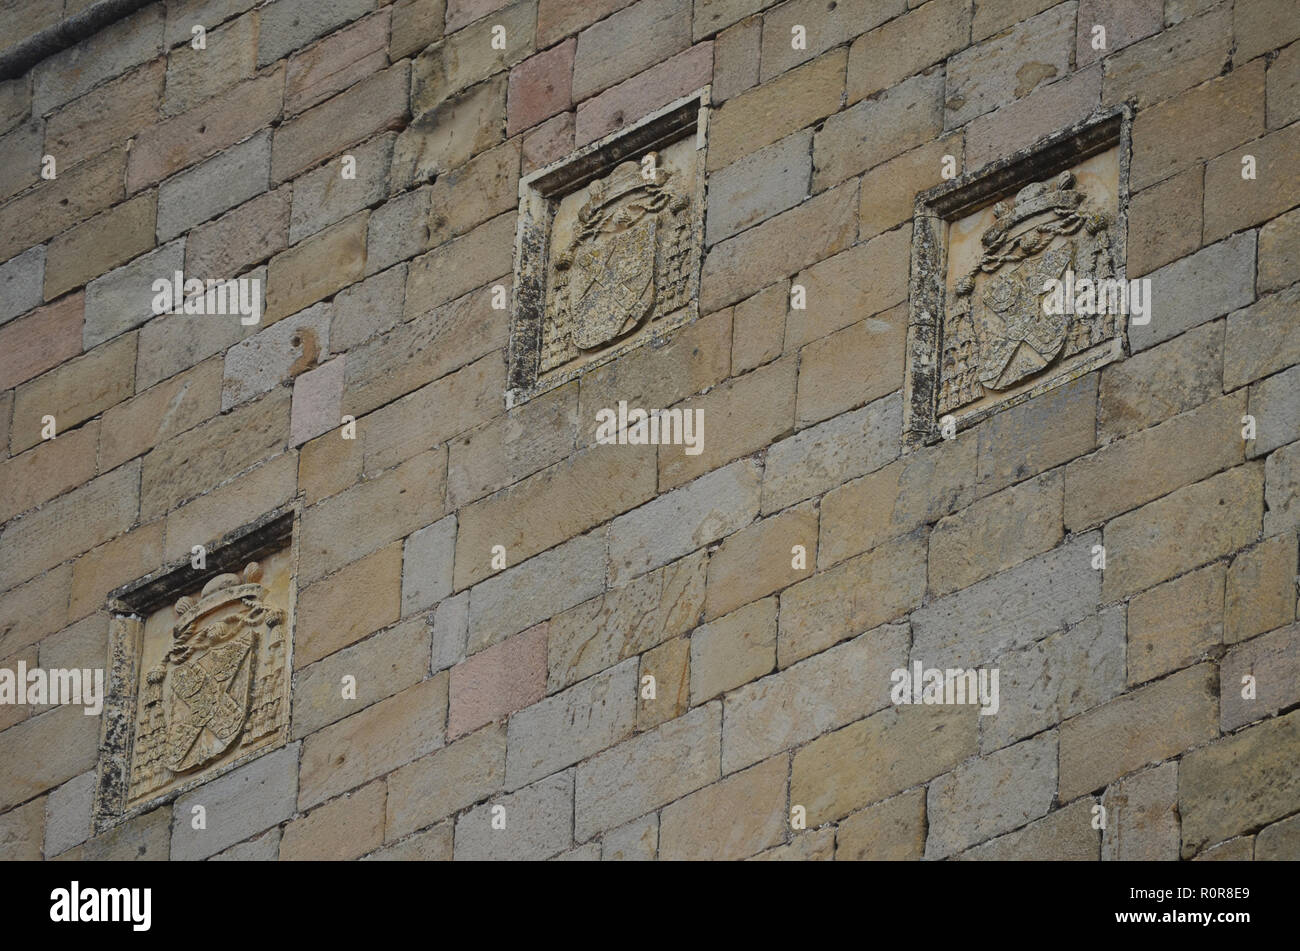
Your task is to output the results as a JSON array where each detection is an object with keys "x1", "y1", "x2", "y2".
[
  {"x1": 507, "y1": 87, "x2": 710, "y2": 407},
  {"x1": 904, "y1": 106, "x2": 1133, "y2": 449},
  {"x1": 92, "y1": 505, "x2": 300, "y2": 834}
]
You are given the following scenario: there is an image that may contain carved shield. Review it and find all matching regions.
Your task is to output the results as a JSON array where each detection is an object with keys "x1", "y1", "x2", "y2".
[
  {"x1": 977, "y1": 242, "x2": 1073, "y2": 390},
  {"x1": 568, "y1": 216, "x2": 657, "y2": 350},
  {"x1": 163, "y1": 626, "x2": 254, "y2": 773}
]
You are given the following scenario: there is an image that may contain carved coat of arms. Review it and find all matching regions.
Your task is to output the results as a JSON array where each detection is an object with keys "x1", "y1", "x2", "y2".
[
  {"x1": 541, "y1": 151, "x2": 694, "y2": 373},
  {"x1": 128, "y1": 562, "x2": 287, "y2": 802},
  {"x1": 938, "y1": 170, "x2": 1117, "y2": 414}
]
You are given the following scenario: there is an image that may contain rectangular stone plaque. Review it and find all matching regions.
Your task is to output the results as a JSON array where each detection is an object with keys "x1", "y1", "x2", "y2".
[
  {"x1": 905, "y1": 108, "x2": 1132, "y2": 446},
  {"x1": 93, "y1": 508, "x2": 297, "y2": 831},
  {"x1": 508, "y1": 89, "x2": 709, "y2": 405}
]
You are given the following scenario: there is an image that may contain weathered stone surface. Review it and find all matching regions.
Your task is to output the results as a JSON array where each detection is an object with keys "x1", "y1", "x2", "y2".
[
  {"x1": 264, "y1": 212, "x2": 368, "y2": 324},
  {"x1": 1098, "y1": 320, "x2": 1222, "y2": 441},
  {"x1": 298, "y1": 674, "x2": 448, "y2": 808},
  {"x1": 819, "y1": 434, "x2": 979, "y2": 569},
  {"x1": 170, "y1": 743, "x2": 299, "y2": 861},
  {"x1": 637, "y1": 636, "x2": 689, "y2": 730},
  {"x1": 1102, "y1": 465, "x2": 1263, "y2": 601},
  {"x1": 574, "y1": 702, "x2": 720, "y2": 841},
  {"x1": 257, "y1": 0, "x2": 373, "y2": 66},
  {"x1": 406, "y1": 212, "x2": 514, "y2": 317},
  {"x1": 449, "y1": 622, "x2": 547, "y2": 738},
  {"x1": 945, "y1": 3, "x2": 1075, "y2": 126},
  {"x1": 7, "y1": 304, "x2": 127, "y2": 448},
  {"x1": 163, "y1": 453, "x2": 298, "y2": 563},
  {"x1": 706, "y1": 131, "x2": 811, "y2": 245},
  {"x1": 571, "y1": 0, "x2": 690, "y2": 101},
  {"x1": 791, "y1": 704, "x2": 979, "y2": 825},
  {"x1": 657, "y1": 356, "x2": 796, "y2": 490},
  {"x1": 0, "y1": 798, "x2": 45, "y2": 860},
  {"x1": 386, "y1": 723, "x2": 506, "y2": 841},
  {"x1": 270, "y1": 65, "x2": 408, "y2": 184},
  {"x1": 0, "y1": 421, "x2": 99, "y2": 524},
  {"x1": 778, "y1": 536, "x2": 924, "y2": 666},
  {"x1": 44, "y1": 193, "x2": 157, "y2": 300},
  {"x1": 1249, "y1": 363, "x2": 1300, "y2": 458},
  {"x1": 959, "y1": 797, "x2": 1099, "y2": 860},
  {"x1": 137, "y1": 281, "x2": 255, "y2": 392},
  {"x1": 0, "y1": 148, "x2": 125, "y2": 264},
  {"x1": 976, "y1": 374, "x2": 1097, "y2": 490},
  {"x1": 507, "y1": 38, "x2": 573, "y2": 135},
  {"x1": 505, "y1": 658, "x2": 638, "y2": 790},
  {"x1": 707, "y1": 50, "x2": 845, "y2": 172},
  {"x1": 690, "y1": 597, "x2": 776, "y2": 704},
  {"x1": 926, "y1": 732, "x2": 1058, "y2": 858},
  {"x1": 391, "y1": 76, "x2": 506, "y2": 189},
  {"x1": 930, "y1": 471, "x2": 1063, "y2": 597},
  {"x1": 1101, "y1": 5, "x2": 1231, "y2": 109},
  {"x1": 574, "y1": 43, "x2": 713, "y2": 147},
  {"x1": 813, "y1": 69, "x2": 944, "y2": 191},
  {"x1": 412, "y1": 2, "x2": 535, "y2": 116},
  {"x1": 1257, "y1": 813, "x2": 1300, "y2": 861},
  {"x1": 705, "y1": 503, "x2": 815, "y2": 621},
  {"x1": 1260, "y1": 205, "x2": 1300, "y2": 295},
  {"x1": 222, "y1": 302, "x2": 330, "y2": 409},
  {"x1": 284, "y1": 10, "x2": 391, "y2": 115},
  {"x1": 289, "y1": 355, "x2": 344, "y2": 447},
  {"x1": 140, "y1": 387, "x2": 289, "y2": 518},
  {"x1": 1225, "y1": 285, "x2": 1300, "y2": 392},
  {"x1": 1101, "y1": 762, "x2": 1179, "y2": 861},
  {"x1": 84, "y1": 240, "x2": 184, "y2": 350},
  {"x1": 759, "y1": 0, "x2": 899, "y2": 82},
  {"x1": 344, "y1": 289, "x2": 505, "y2": 417},
  {"x1": 1128, "y1": 564, "x2": 1224, "y2": 685},
  {"x1": 1225, "y1": 534, "x2": 1297, "y2": 644},
  {"x1": 762, "y1": 394, "x2": 901, "y2": 514},
  {"x1": 846, "y1": 0, "x2": 968, "y2": 103},
  {"x1": 609, "y1": 459, "x2": 760, "y2": 586},
  {"x1": 185, "y1": 188, "x2": 290, "y2": 281},
  {"x1": 835, "y1": 789, "x2": 927, "y2": 861},
  {"x1": 659, "y1": 755, "x2": 787, "y2": 860},
  {"x1": 391, "y1": 0, "x2": 447, "y2": 60},
  {"x1": 299, "y1": 449, "x2": 445, "y2": 586},
  {"x1": 1129, "y1": 61, "x2": 1264, "y2": 191},
  {"x1": 575, "y1": 309, "x2": 732, "y2": 443},
  {"x1": 427, "y1": 140, "x2": 520, "y2": 249},
  {"x1": 913, "y1": 533, "x2": 1101, "y2": 669},
  {"x1": 448, "y1": 380, "x2": 577, "y2": 509},
  {"x1": 454, "y1": 770, "x2": 573, "y2": 860},
  {"x1": 1059, "y1": 664, "x2": 1218, "y2": 800},
  {"x1": 402, "y1": 515, "x2": 456, "y2": 617},
  {"x1": 31, "y1": 5, "x2": 163, "y2": 114},
  {"x1": 212, "y1": 829, "x2": 280, "y2": 861},
  {"x1": 751, "y1": 826, "x2": 835, "y2": 861},
  {"x1": 127, "y1": 71, "x2": 283, "y2": 193},
  {"x1": 1203, "y1": 120, "x2": 1300, "y2": 243},
  {"x1": 1265, "y1": 440, "x2": 1300, "y2": 536},
  {"x1": 280, "y1": 781, "x2": 386, "y2": 860},
  {"x1": 291, "y1": 616, "x2": 430, "y2": 739},
  {"x1": 158, "y1": 131, "x2": 272, "y2": 243},
  {"x1": 1220, "y1": 622, "x2": 1300, "y2": 732},
  {"x1": 1127, "y1": 167, "x2": 1203, "y2": 277},
  {"x1": 730, "y1": 283, "x2": 784, "y2": 373},
  {"x1": 1180, "y1": 709, "x2": 1300, "y2": 857},
  {"x1": 289, "y1": 135, "x2": 393, "y2": 245},
  {"x1": 296, "y1": 543, "x2": 403, "y2": 668},
  {"x1": 165, "y1": 13, "x2": 257, "y2": 116},
  {"x1": 0, "y1": 461, "x2": 140, "y2": 594},
  {"x1": 5, "y1": 566, "x2": 75, "y2": 656},
  {"x1": 0, "y1": 246, "x2": 45, "y2": 327},
  {"x1": 467, "y1": 530, "x2": 606, "y2": 652},
  {"x1": 1065, "y1": 392, "x2": 1245, "y2": 531},
  {"x1": 601, "y1": 813, "x2": 657, "y2": 861},
  {"x1": 548, "y1": 551, "x2": 705, "y2": 691},
  {"x1": 44, "y1": 771, "x2": 96, "y2": 858},
  {"x1": 983, "y1": 608, "x2": 1126, "y2": 753},
  {"x1": 723, "y1": 623, "x2": 908, "y2": 773}
]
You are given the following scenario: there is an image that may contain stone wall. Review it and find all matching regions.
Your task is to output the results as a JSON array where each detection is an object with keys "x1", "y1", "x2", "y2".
[{"x1": 0, "y1": 0, "x2": 1298, "y2": 861}]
